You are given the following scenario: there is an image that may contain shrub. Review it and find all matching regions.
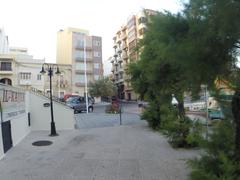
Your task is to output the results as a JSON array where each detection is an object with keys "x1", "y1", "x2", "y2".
[
  {"x1": 188, "y1": 118, "x2": 240, "y2": 179},
  {"x1": 141, "y1": 102, "x2": 161, "y2": 130}
]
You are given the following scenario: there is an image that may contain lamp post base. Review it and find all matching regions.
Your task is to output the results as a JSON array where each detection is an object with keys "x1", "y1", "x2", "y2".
[{"x1": 49, "y1": 122, "x2": 58, "y2": 136}]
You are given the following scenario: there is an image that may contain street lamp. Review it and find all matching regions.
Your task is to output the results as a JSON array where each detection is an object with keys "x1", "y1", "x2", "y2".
[{"x1": 40, "y1": 63, "x2": 61, "y2": 136}]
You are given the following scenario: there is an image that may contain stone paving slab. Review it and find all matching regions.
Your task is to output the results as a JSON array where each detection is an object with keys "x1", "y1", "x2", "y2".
[{"x1": 0, "y1": 124, "x2": 198, "y2": 180}]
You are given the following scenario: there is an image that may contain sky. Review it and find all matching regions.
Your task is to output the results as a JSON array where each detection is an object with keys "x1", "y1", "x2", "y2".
[{"x1": 0, "y1": 0, "x2": 185, "y2": 75}]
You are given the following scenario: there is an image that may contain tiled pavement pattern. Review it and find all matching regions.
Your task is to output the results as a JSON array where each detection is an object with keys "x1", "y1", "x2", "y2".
[{"x1": 0, "y1": 124, "x2": 198, "y2": 180}]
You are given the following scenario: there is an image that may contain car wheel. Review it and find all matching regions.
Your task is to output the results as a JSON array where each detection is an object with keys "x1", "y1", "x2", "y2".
[
  {"x1": 74, "y1": 109, "x2": 79, "y2": 114},
  {"x1": 88, "y1": 106, "x2": 93, "y2": 112}
]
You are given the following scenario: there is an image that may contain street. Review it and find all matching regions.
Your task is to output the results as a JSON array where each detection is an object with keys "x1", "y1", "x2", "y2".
[{"x1": 75, "y1": 102, "x2": 146, "y2": 129}]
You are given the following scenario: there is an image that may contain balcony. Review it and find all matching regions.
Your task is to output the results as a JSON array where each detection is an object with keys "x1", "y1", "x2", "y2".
[
  {"x1": 119, "y1": 67, "x2": 124, "y2": 72},
  {"x1": 113, "y1": 43, "x2": 118, "y2": 49},
  {"x1": 122, "y1": 43, "x2": 127, "y2": 50},
  {"x1": 121, "y1": 32, "x2": 127, "y2": 40},
  {"x1": 75, "y1": 82, "x2": 85, "y2": 87},
  {"x1": 0, "y1": 70, "x2": 13, "y2": 74},
  {"x1": 122, "y1": 51, "x2": 128, "y2": 60},
  {"x1": 75, "y1": 57, "x2": 92, "y2": 62},
  {"x1": 118, "y1": 58, "x2": 123, "y2": 63},
  {"x1": 117, "y1": 48, "x2": 122, "y2": 54},
  {"x1": 19, "y1": 80, "x2": 31, "y2": 85},
  {"x1": 75, "y1": 70, "x2": 93, "y2": 74},
  {"x1": 75, "y1": 45, "x2": 84, "y2": 50},
  {"x1": 113, "y1": 52, "x2": 118, "y2": 58}
]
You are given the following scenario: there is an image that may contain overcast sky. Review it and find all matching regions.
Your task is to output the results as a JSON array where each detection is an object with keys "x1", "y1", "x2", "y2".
[{"x1": 0, "y1": 0, "x2": 184, "y2": 75}]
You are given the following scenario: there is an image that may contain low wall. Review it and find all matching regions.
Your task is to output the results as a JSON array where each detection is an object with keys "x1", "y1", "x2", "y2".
[
  {"x1": 0, "y1": 84, "x2": 30, "y2": 159},
  {"x1": 29, "y1": 92, "x2": 75, "y2": 131}
]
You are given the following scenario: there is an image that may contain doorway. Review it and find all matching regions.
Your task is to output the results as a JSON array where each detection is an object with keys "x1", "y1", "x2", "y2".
[{"x1": 1, "y1": 121, "x2": 13, "y2": 153}]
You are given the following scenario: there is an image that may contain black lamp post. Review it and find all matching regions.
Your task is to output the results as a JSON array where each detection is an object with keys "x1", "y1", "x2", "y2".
[{"x1": 40, "y1": 63, "x2": 61, "y2": 136}]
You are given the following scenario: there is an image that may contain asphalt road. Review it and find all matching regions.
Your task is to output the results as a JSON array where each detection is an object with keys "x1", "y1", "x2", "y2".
[{"x1": 75, "y1": 102, "x2": 147, "y2": 129}]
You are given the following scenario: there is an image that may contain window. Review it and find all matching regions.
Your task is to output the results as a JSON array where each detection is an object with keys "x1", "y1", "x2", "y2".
[
  {"x1": 94, "y1": 63, "x2": 100, "y2": 69},
  {"x1": 75, "y1": 75, "x2": 85, "y2": 83},
  {"x1": 93, "y1": 40, "x2": 101, "y2": 46},
  {"x1": 138, "y1": 17, "x2": 147, "y2": 25},
  {"x1": 0, "y1": 62, "x2": 12, "y2": 71},
  {"x1": 76, "y1": 63, "x2": 85, "y2": 70},
  {"x1": 75, "y1": 50, "x2": 84, "y2": 60},
  {"x1": 77, "y1": 40, "x2": 84, "y2": 47},
  {"x1": 20, "y1": 72, "x2": 31, "y2": 80},
  {"x1": 37, "y1": 74, "x2": 41, "y2": 80},
  {"x1": 93, "y1": 51, "x2": 100, "y2": 57}
]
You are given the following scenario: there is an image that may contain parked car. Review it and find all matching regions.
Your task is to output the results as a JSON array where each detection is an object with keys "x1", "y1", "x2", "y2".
[
  {"x1": 208, "y1": 109, "x2": 224, "y2": 120},
  {"x1": 63, "y1": 94, "x2": 79, "y2": 101},
  {"x1": 66, "y1": 96, "x2": 93, "y2": 114}
]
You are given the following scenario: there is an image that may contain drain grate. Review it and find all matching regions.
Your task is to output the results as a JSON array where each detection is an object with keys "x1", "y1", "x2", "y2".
[{"x1": 32, "y1": 140, "x2": 53, "y2": 146}]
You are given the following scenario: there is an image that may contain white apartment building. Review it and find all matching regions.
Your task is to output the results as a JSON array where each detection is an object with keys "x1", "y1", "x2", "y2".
[
  {"x1": 0, "y1": 28, "x2": 9, "y2": 54},
  {"x1": 111, "y1": 9, "x2": 156, "y2": 100}
]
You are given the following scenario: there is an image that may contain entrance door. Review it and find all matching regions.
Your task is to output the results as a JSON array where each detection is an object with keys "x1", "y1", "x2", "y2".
[
  {"x1": 1, "y1": 121, "x2": 13, "y2": 153},
  {"x1": 128, "y1": 93, "x2": 131, "y2": 101}
]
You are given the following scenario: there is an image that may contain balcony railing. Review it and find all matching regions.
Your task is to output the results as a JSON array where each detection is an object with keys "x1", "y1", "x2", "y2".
[
  {"x1": 75, "y1": 70, "x2": 93, "y2": 74},
  {"x1": 19, "y1": 80, "x2": 31, "y2": 85}
]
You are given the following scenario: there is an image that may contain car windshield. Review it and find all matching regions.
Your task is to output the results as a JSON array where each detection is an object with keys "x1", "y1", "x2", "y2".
[{"x1": 66, "y1": 97, "x2": 79, "y2": 103}]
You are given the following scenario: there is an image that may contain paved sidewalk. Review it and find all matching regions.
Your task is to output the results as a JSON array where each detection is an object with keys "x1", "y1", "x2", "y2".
[{"x1": 0, "y1": 124, "x2": 198, "y2": 180}]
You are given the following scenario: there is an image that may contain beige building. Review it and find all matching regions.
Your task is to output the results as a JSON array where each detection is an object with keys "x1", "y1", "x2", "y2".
[
  {"x1": 0, "y1": 48, "x2": 72, "y2": 99},
  {"x1": 43, "y1": 63, "x2": 72, "y2": 98},
  {"x1": 111, "y1": 9, "x2": 156, "y2": 100},
  {"x1": 0, "y1": 48, "x2": 45, "y2": 90},
  {"x1": 56, "y1": 27, "x2": 103, "y2": 96}
]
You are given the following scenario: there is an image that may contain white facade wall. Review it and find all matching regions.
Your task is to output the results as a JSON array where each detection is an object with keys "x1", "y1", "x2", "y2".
[
  {"x1": 16, "y1": 62, "x2": 45, "y2": 91},
  {"x1": 29, "y1": 92, "x2": 75, "y2": 131},
  {"x1": 0, "y1": 28, "x2": 9, "y2": 54}
]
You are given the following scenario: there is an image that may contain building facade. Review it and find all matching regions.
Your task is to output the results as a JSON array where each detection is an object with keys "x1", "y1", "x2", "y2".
[
  {"x1": 110, "y1": 9, "x2": 156, "y2": 100},
  {"x1": 56, "y1": 27, "x2": 103, "y2": 96},
  {"x1": 0, "y1": 28, "x2": 9, "y2": 54},
  {"x1": 0, "y1": 48, "x2": 45, "y2": 90},
  {"x1": 43, "y1": 64, "x2": 72, "y2": 98}
]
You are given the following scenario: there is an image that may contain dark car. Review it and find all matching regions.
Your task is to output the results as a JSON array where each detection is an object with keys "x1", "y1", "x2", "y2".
[{"x1": 66, "y1": 96, "x2": 93, "y2": 114}]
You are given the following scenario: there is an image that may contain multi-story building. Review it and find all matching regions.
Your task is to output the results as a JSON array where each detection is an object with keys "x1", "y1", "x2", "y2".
[
  {"x1": 56, "y1": 27, "x2": 103, "y2": 96},
  {"x1": 111, "y1": 9, "x2": 156, "y2": 100},
  {"x1": 0, "y1": 48, "x2": 45, "y2": 89},
  {"x1": 0, "y1": 28, "x2": 9, "y2": 54}
]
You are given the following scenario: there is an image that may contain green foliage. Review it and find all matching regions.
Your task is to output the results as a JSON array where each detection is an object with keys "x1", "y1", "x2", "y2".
[
  {"x1": 160, "y1": 105, "x2": 201, "y2": 148},
  {"x1": 188, "y1": 118, "x2": 239, "y2": 179},
  {"x1": 141, "y1": 101, "x2": 161, "y2": 130},
  {"x1": 128, "y1": 0, "x2": 240, "y2": 177},
  {"x1": 89, "y1": 77, "x2": 117, "y2": 98}
]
